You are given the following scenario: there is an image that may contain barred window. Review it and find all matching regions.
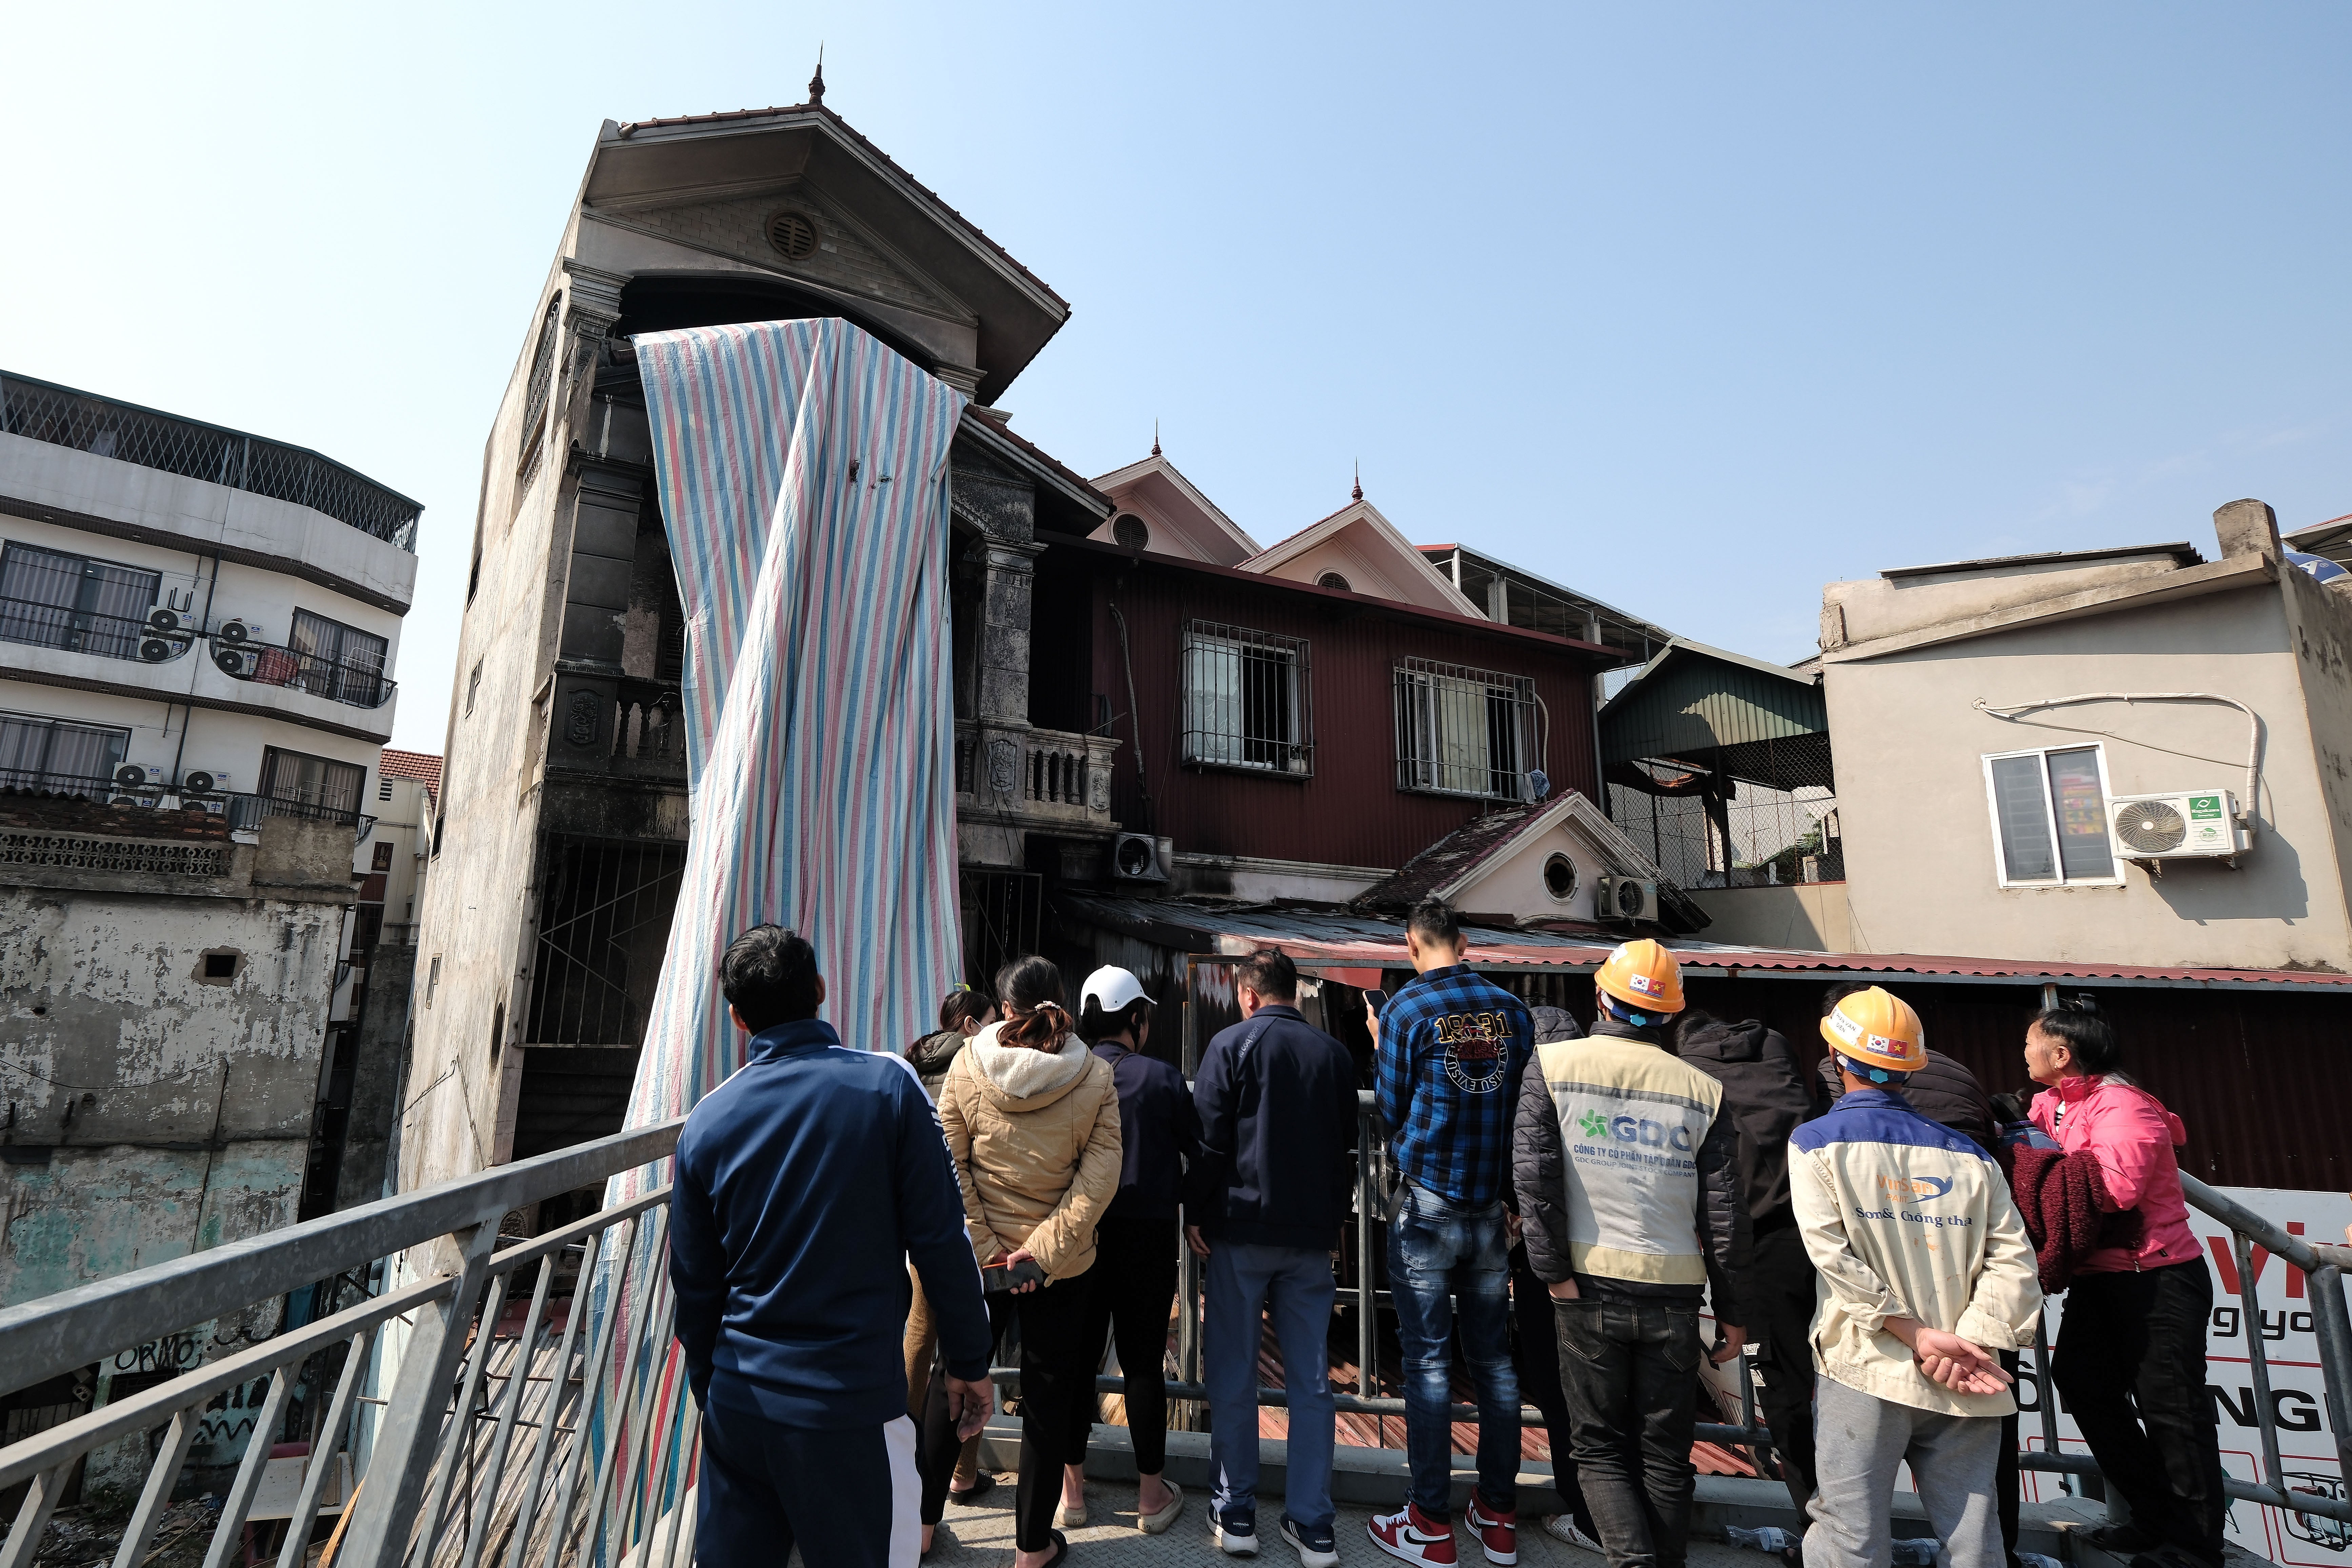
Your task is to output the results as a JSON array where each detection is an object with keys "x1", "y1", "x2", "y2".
[
  {"x1": 516, "y1": 295, "x2": 562, "y2": 491},
  {"x1": 1394, "y1": 657, "x2": 1537, "y2": 801},
  {"x1": 1181, "y1": 621, "x2": 1311, "y2": 776}
]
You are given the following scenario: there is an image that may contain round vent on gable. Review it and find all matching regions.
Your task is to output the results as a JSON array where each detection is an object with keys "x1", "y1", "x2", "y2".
[
  {"x1": 1542, "y1": 852, "x2": 1578, "y2": 903},
  {"x1": 1112, "y1": 514, "x2": 1150, "y2": 550},
  {"x1": 767, "y1": 210, "x2": 820, "y2": 261},
  {"x1": 1316, "y1": 571, "x2": 1352, "y2": 591}
]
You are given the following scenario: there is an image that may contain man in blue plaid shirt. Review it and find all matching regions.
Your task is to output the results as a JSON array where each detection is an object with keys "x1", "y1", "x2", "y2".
[{"x1": 1366, "y1": 899, "x2": 1535, "y2": 1568}]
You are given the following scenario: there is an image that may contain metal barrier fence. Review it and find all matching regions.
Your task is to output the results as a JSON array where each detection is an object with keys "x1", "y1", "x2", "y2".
[{"x1": 0, "y1": 1093, "x2": 2346, "y2": 1568}]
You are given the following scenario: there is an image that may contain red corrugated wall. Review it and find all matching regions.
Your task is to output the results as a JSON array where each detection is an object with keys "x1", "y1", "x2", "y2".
[
  {"x1": 1034, "y1": 545, "x2": 1608, "y2": 873},
  {"x1": 1675, "y1": 975, "x2": 2352, "y2": 1192}
]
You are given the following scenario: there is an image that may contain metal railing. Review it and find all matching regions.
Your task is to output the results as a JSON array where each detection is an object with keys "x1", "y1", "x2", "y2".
[
  {"x1": 210, "y1": 633, "x2": 395, "y2": 710},
  {"x1": 0, "y1": 1090, "x2": 2344, "y2": 1568},
  {"x1": 0, "y1": 595, "x2": 195, "y2": 665},
  {"x1": 0, "y1": 771, "x2": 376, "y2": 833},
  {"x1": 1, "y1": 373, "x2": 422, "y2": 552},
  {"x1": 0, "y1": 1122, "x2": 686, "y2": 1568}
]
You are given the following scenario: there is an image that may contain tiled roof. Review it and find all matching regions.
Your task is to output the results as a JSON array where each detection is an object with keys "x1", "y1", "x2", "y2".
[
  {"x1": 379, "y1": 749, "x2": 443, "y2": 789},
  {"x1": 1354, "y1": 802, "x2": 1550, "y2": 910},
  {"x1": 610, "y1": 102, "x2": 1067, "y2": 311}
]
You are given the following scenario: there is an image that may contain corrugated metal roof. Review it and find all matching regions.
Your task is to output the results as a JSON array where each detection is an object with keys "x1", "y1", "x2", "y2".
[
  {"x1": 1598, "y1": 640, "x2": 1827, "y2": 770},
  {"x1": 1054, "y1": 893, "x2": 2352, "y2": 991}
]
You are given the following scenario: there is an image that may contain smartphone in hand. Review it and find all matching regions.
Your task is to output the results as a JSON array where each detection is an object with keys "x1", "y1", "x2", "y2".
[
  {"x1": 981, "y1": 1257, "x2": 1047, "y2": 1295},
  {"x1": 1364, "y1": 989, "x2": 1389, "y2": 1017}
]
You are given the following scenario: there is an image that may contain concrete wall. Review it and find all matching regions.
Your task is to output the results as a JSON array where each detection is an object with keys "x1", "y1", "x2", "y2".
[
  {"x1": 1688, "y1": 881, "x2": 1855, "y2": 952},
  {"x1": 0, "y1": 816, "x2": 350, "y2": 1305},
  {"x1": 1824, "y1": 582, "x2": 2352, "y2": 967}
]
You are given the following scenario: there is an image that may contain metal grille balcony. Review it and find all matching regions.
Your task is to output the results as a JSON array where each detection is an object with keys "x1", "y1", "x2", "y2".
[
  {"x1": 211, "y1": 630, "x2": 396, "y2": 709},
  {"x1": 0, "y1": 594, "x2": 196, "y2": 665},
  {"x1": 0, "y1": 373, "x2": 422, "y2": 552}
]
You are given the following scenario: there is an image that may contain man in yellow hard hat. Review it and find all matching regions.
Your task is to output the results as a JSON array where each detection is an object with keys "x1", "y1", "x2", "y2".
[
  {"x1": 1791, "y1": 987, "x2": 2043, "y2": 1568},
  {"x1": 1512, "y1": 939, "x2": 1748, "y2": 1568}
]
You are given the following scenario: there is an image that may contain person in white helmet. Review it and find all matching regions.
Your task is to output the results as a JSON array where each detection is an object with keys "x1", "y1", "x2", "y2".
[{"x1": 1059, "y1": 965, "x2": 1201, "y2": 1534}]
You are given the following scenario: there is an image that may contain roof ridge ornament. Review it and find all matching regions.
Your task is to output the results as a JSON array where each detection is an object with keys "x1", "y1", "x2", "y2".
[
  {"x1": 1152, "y1": 418, "x2": 1161, "y2": 458},
  {"x1": 1351, "y1": 461, "x2": 1363, "y2": 503},
  {"x1": 809, "y1": 44, "x2": 826, "y2": 107}
]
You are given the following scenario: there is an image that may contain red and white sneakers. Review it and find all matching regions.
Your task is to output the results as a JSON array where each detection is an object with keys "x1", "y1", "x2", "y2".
[
  {"x1": 1465, "y1": 1496, "x2": 1519, "y2": 1566},
  {"x1": 1368, "y1": 1503, "x2": 1457, "y2": 1567}
]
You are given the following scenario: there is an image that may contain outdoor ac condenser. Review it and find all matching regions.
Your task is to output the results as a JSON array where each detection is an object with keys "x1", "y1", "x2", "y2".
[
  {"x1": 1594, "y1": 874, "x2": 1659, "y2": 922},
  {"x1": 2107, "y1": 789, "x2": 2246, "y2": 863},
  {"x1": 1111, "y1": 832, "x2": 1168, "y2": 883}
]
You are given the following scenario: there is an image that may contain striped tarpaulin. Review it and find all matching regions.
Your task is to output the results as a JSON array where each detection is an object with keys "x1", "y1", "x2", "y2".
[{"x1": 590, "y1": 320, "x2": 966, "y2": 1532}]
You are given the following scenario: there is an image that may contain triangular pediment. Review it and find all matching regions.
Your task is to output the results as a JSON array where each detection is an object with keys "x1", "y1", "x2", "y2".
[
  {"x1": 1355, "y1": 792, "x2": 1688, "y2": 929},
  {"x1": 1241, "y1": 500, "x2": 1483, "y2": 616},
  {"x1": 1088, "y1": 454, "x2": 1260, "y2": 565},
  {"x1": 604, "y1": 184, "x2": 974, "y2": 325}
]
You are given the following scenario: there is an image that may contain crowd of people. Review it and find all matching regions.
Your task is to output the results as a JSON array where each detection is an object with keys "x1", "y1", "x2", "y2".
[{"x1": 666, "y1": 901, "x2": 2227, "y2": 1568}]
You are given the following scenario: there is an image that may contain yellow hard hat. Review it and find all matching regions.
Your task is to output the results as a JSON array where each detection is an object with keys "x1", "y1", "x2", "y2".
[
  {"x1": 1820, "y1": 987, "x2": 1925, "y2": 1076},
  {"x1": 1595, "y1": 939, "x2": 1685, "y2": 1014}
]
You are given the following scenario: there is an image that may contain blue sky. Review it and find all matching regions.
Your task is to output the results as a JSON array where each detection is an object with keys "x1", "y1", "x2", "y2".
[{"x1": 4, "y1": 3, "x2": 2346, "y2": 752}]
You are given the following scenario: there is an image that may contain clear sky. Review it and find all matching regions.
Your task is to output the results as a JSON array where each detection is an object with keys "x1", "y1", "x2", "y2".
[{"x1": 4, "y1": 3, "x2": 2346, "y2": 753}]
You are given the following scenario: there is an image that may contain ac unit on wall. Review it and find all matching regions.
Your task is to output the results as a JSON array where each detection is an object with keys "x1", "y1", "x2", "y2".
[
  {"x1": 1111, "y1": 832, "x2": 1168, "y2": 882},
  {"x1": 2107, "y1": 789, "x2": 2246, "y2": 864},
  {"x1": 1594, "y1": 874, "x2": 1659, "y2": 922}
]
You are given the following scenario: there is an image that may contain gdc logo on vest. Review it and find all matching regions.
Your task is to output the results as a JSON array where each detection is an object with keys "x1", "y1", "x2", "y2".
[{"x1": 1577, "y1": 1107, "x2": 1694, "y2": 1152}]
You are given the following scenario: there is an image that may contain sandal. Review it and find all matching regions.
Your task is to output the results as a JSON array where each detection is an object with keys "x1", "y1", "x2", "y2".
[
  {"x1": 1139, "y1": 1481, "x2": 1184, "y2": 1534},
  {"x1": 949, "y1": 1473, "x2": 996, "y2": 1505},
  {"x1": 1056, "y1": 1497, "x2": 1088, "y2": 1528}
]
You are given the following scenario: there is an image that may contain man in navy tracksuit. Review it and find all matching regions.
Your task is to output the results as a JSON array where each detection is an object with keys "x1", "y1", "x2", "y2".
[{"x1": 671, "y1": 926, "x2": 993, "y2": 1568}]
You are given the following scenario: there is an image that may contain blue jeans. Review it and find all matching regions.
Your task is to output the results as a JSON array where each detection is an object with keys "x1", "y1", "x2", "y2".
[
  {"x1": 1204, "y1": 1238, "x2": 1338, "y2": 1532},
  {"x1": 1387, "y1": 1180, "x2": 1519, "y2": 1519}
]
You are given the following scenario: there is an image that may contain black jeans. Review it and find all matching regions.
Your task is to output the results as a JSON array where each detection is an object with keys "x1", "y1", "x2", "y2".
[
  {"x1": 1745, "y1": 1222, "x2": 1818, "y2": 1516},
  {"x1": 1509, "y1": 1248, "x2": 1596, "y2": 1534},
  {"x1": 1554, "y1": 1294, "x2": 1703, "y2": 1568},
  {"x1": 2052, "y1": 1261, "x2": 2227, "y2": 1568},
  {"x1": 920, "y1": 1272, "x2": 1093, "y2": 1551},
  {"x1": 1066, "y1": 1214, "x2": 1179, "y2": 1473}
]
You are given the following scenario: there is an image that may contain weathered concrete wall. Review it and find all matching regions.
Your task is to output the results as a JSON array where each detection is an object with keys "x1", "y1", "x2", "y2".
[
  {"x1": 1687, "y1": 881, "x2": 1855, "y2": 952},
  {"x1": 336, "y1": 943, "x2": 413, "y2": 1211},
  {"x1": 0, "y1": 813, "x2": 351, "y2": 1306},
  {"x1": 1825, "y1": 583, "x2": 2352, "y2": 967}
]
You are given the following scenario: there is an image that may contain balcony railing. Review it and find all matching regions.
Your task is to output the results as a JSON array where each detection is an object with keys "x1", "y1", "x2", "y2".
[
  {"x1": 210, "y1": 631, "x2": 395, "y2": 710},
  {"x1": 0, "y1": 771, "x2": 376, "y2": 834},
  {"x1": 1, "y1": 372, "x2": 422, "y2": 552},
  {"x1": 0, "y1": 1094, "x2": 2343, "y2": 1568},
  {"x1": 0, "y1": 595, "x2": 196, "y2": 666},
  {"x1": 953, "y1": 721, "x2": 1119, "y2": 827}
]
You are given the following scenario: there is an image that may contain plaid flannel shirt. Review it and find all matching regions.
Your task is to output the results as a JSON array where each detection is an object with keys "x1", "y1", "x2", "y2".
[{"x1": 1375, "y1": 965, "x2": 1534, "y2": 1209}]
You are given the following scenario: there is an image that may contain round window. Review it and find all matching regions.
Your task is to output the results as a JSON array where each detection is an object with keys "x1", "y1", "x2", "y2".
[
  {"x1": 1542, "y1": 852, "x2": 1578, "y2": 903},
  {"x1": 1316, "y1": 571, "x2": 1352, "y2": 591},
  {"x1": 1112, "y1": 514, "x2": 1150, "y2": 550},
  {"x1": 767, "y1": 210, "x2": 820, "y2": 261}
]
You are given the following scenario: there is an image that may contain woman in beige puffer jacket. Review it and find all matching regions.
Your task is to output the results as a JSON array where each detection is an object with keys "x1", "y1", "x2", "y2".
[{"x1": 918, "y1": 957, "x2": 1121, "y2": 1567}]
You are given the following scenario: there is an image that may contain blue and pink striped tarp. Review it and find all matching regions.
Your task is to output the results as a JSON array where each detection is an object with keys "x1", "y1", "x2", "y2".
[{"x1": 617, "y1": 314, "x2": 967, "y2": 1158}]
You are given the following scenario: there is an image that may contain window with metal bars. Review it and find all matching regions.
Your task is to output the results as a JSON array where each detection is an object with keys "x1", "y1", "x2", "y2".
[
  {"x1": 1180, "y1": 620, "x2": 1311, "y2": 776},
  {"x1": 1393, "y1": 657, "x2": 1537, "y2": 801},
  {"x1": 0, "y1": 708, "x2": 130, "y2": 793},
  {"x1": 0, "y1": 542, "x2": 160, "y2": 662},
  {"x1": 515, "y1": 295, "x2": 562, "y2": 493}
]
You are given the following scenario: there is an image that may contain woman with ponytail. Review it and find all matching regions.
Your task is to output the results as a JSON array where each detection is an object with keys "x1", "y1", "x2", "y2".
[{"x1": 919, "y1": 957, "x2": 1122, "y2": 1567}]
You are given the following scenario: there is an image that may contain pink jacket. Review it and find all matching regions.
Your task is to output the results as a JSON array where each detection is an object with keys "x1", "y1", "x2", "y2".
[{"x1": 2028, "y1": 1076, "x2": 2198, "y2": 1275}]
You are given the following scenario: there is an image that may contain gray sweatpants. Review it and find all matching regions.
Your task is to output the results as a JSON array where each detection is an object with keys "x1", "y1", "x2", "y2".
[{"x1": 1804, "y1": 1378, "x2": 2004, "y2": 1568}]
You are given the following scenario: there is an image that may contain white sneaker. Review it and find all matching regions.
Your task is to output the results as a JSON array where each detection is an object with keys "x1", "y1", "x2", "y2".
[
  {"x1": 1214, "y1": 1509, "x2": 1261, "y2": 1556},
  {"x1": 1543, "y1": 1516, "x2": 1604, "y2": 1554}
]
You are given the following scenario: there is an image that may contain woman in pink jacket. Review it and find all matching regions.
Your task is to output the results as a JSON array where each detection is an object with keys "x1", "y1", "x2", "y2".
[{"x1": 2025, "y1": 1005, "x2": 2226, "y2": 1568}]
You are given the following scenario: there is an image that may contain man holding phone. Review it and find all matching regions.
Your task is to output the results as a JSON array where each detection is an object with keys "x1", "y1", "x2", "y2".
[{"x1": 670, "y1": 926, "x2": 993, "y2": 1568}]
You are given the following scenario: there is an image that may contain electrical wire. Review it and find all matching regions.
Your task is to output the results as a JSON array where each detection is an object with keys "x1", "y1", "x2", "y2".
[{"x1": 1972, "y1": 691, "x2": 2264, "y2": 837}]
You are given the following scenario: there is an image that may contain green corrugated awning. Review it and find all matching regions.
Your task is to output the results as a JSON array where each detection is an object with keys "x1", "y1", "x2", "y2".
[{"x1": 1599, "y1": 639, "x2": 1830, "y2": 791}]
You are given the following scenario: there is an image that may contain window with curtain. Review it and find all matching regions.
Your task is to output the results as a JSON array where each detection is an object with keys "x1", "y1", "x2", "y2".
[
  {"x1": 260, "y1": 746, "x2": 366, "y2": 823},
  {"x1": 0, "y1": 710, "x2": 132, "y2": 793},
  {"x1": 1393, "y1": 657, "x2": 1538, "y2": 801},
  {"x1": 1180, "y1": 621, "x2": 1311, "y2": 775},
  {"x1": 0, "y1": 543, "x2": 160, "y2": 661},
  {"x1": 289, "y1": 609, "x2": 390, "y2": 707},
  {"x1": 1983, "y1": 745, "x2": 2118, "y2": 885}
]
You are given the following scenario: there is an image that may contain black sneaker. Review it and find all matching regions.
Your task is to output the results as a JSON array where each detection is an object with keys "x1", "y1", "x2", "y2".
[
  {"x1": 1215, "y1": 1507, "x2": 1260, "y2": 1557},
  {"x1": 1284, "y1": 1516, "x2": 1341, "y2": 1568}
]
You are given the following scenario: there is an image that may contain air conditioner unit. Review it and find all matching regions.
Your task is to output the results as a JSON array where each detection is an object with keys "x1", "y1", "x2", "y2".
[
  {"x1": 215, "y1": 617, "x2": 258, "y2": 644},
  {"x1": 2108, "y1": 789, "x2": 2246, "y2": 864},
  {"x1": 1111, "y1": 832, "x2": 1168, "y2": 883},
  {"x1": 214, "y1": 647, "x2": 256, "y2": 678},
  {"x1": 1595, "y1": 874, "x2": 1659, "y2": 922}
]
